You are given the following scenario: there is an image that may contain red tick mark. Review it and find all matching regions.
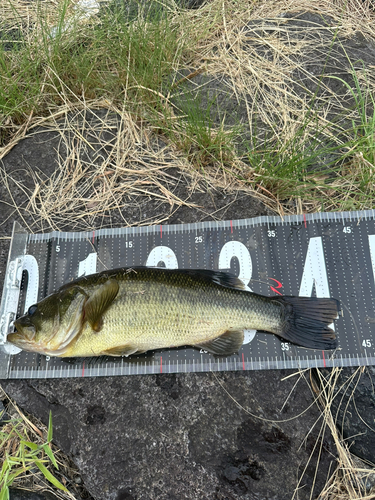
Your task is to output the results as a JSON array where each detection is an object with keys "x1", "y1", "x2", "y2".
[
  {"x1": 92, "y1": 231, "x2": 95, "y2": 244},
  {"x1": 269, "y1": 278, "x2": 283, "y2": 295},
  {"x1": 303, "y1": 214, "x2": 307, "y2": 228},
  {"x1": 160, "y1": 356, "x2": 163, "y2": 373},
  {"x1": 322, "y1": 351, "x2": 326, "y2": 367},
  {"x1": 242, "y1": 352, "x2": 245, "y2": 371},
  {"x1": 230, "y1": 220, "x2": 233, "y2": 234},
  {"x1": 160, "y1": 225, "x2": 163, "y2": 238},
  {"x1": 81, "y1": 361, "x2": 85, "y2": 377}
]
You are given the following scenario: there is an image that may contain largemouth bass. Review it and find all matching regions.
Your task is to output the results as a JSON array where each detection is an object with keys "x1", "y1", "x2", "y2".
[{"x1": 8, "y1": 267, "x2": 339, "y2": 357}]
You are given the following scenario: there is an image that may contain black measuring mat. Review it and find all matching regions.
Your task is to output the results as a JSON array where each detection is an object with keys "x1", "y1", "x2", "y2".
[{"x1": 0, "y1": 210, "x2": 374, "y2": 379}]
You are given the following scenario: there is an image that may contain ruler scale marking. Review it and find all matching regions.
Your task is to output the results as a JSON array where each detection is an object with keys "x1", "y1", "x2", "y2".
[{"x1": 1, "y1": 212, "x2": 375, "y2": 378}]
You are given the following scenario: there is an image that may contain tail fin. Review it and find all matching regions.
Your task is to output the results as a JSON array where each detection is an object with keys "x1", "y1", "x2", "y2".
[{"x1": 271, "y1": 296, "x2": 339, "y2": 350}]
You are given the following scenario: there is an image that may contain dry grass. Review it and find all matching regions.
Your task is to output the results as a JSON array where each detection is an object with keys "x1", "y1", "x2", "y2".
[
  {"x1": 0, "y1": 0, "x2": 375, "y2": 220},
  {"x1": 175, "y1": 0, "x2": 375, "y2": 133},
  {"x1": 312, "y1": 368, "x2": 375, "y2": 500},
  {"x1": 0, "y1": 0, "x2": 94, "y2": 34},
  {"x1": 0, "y1": 103, "x2": 208, "y2": 232},
  {"x1": 0, "y1": 386, "x2": 89, "y2": 499},
  {"x1": 0, "y1": 100, "x2": 287, "y2": 231}
]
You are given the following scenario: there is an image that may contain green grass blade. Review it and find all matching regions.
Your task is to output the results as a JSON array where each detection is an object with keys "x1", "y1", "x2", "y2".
[
  {"x1": 47, "y1": 411, "x2": 53, "y2": 442},
  {"x1": 20, "y1": 440, "x2": 38, "y2": 451},
  {"x1": 0, "y1": 485, "x2": 9, "y2": 500},
  {"x1": 0, "y1": 463, "x2": 10, "y2": 487},
  {"x1": 34, "y1": 460, "x2": 67, "y2": 491},
  {"x1": 43, "y1": 443, "x2": 58, "y2": 469}
]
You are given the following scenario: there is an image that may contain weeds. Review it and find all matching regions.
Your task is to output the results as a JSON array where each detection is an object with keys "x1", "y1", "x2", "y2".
[
  {"x1": 0, "y1": 412, "x2": 67, "y2": 499},
  {"x1": 0, "y1": 0, "x2": 183, "y2": 128},
  {"x1": 1, "y1": 0, "x2": 375, "y2": 217},
  {"x1": 159, "y1": 91, "x2": 241, "y2": 172},
  {"x1": 330, "y1": 63, "x2": 375, "y2": 166},
  {"x1": 0, "y1": 396, "x2": 82, "y2": 500}
]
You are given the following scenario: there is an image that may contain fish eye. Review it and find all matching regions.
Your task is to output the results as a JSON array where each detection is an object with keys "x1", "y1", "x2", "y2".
[{"x1": 28, "y1": 304, "x2": 38, "y2": 316}]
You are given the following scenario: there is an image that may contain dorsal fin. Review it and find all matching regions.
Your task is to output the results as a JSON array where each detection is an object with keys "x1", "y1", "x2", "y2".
[
  {"x1": 59, "y1": 267, "x2": 246, "y2": 292},
  {"x1": 84, "y1": 279, "x2": 119, "y2": 332},
  {"x1": 179, "y1": 269, "x2": 246, "y2": 290},
  {"x1": 124, "y1": 267, "x2": 245, "y2": 291}
]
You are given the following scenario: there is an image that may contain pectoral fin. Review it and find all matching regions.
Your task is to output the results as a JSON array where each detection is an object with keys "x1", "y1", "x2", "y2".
[
  {"x1": 194, "y1": 329, "x2": 244, "y2": 356},
  {"x1": 84, "y1": 279, "x2": 119, "y2": 332}
]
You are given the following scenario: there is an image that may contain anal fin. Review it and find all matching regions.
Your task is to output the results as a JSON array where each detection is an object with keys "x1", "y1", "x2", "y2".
[{"x1": 195, "y1": 330, "x2": 244, "y2": 356}]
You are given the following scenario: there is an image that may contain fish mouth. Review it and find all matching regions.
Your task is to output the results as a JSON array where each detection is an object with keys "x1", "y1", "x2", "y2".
[
  {"x1": 7, "y1": 332, "x2": 23, "y2": 344},
  {"x1": 7, "y1": 328, "x2": 51, "y2": 354},
  {"x1": 9, "y1": 318, "x2": 57, "y2": 354},
  {"x1": 7, "y1": 332, "x2": 33, "y2": 350},
  {"x1": 9, "y1": 322, "x2": 36, "y2": 343}
]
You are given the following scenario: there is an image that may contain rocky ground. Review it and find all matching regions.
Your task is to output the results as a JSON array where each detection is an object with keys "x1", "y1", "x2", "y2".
[
  {"x1": 1, "y1": 1, "x2": 375, "y2": 499},
  {"x1": 2, "y1": 371, "x2": 336, "y2": 500},
  {"x1": 1, "y1": 108, "x2": 375, "y2": 500}
]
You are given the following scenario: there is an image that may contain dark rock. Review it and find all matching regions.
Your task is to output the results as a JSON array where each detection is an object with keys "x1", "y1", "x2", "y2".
[
  {"x1": 1, "y1": 372, "x2": 336, "y2": 500},
  {"x1": 115, "y1": 489, "x2": 136, "y2": 500},
  {"x1": 0, "y1": 399, "x2": 9, "y2": 423},
  {"x1": 103, "y1": 0, "x2": 206, "y2": 23},
  {"x1": 155, "y1": 373, "x2": 182, "y2": 400},
  {"x1": 0, "y1": 28, "x2": 23, "y2": 52},
  {"x1": 179, "y1": 0, "x2": 207, "y2": 7},
  {"x1": 279, "y1": 12, "x2": 375, "y2": 101},
  {"x1": 9, "y1": 489, "x2": 56, "y2": 500},
  {"x1": 85, "y1": 405, "x2": 106, "y2": 425}
]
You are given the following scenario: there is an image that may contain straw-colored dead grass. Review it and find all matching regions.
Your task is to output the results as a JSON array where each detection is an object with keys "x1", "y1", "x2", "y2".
[
  {"x1": 312, "y1": 368, "x2": 375, "y2": 500},
  {"x1": 0, "y1": 0, "x2": 75, "y2": 34},
  {"x1": 0, "y1": 385, "x2": 87, "y2": 499},
  {"x1": 0, "y1": 103, "x2": 211, "y2": 232},
  {"x1": 175, "y1": 0, "x2": 375, "y2": 141},
  {"x1": 0, "y1": 0, "x2": 98, "y2": 33},
  {"x1": 1, "y1": 0, "x2": 375, "y2": 218}
]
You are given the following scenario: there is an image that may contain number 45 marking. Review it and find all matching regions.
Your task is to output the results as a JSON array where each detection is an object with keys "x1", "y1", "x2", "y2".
[{"x1": 362, "y1": 339, "x2": 371, "y2": 347}]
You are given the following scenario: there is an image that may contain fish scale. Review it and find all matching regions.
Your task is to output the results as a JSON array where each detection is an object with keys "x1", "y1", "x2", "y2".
[
  {"x1": 10, "y1": 267, "x2": 295, "y2": 358},
  {"x1": 61, "y1": 268, "x2": 283, "y2": 357},
  {"x1": 0, "y1": 209, "x2": 374, "y2": 378}
]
